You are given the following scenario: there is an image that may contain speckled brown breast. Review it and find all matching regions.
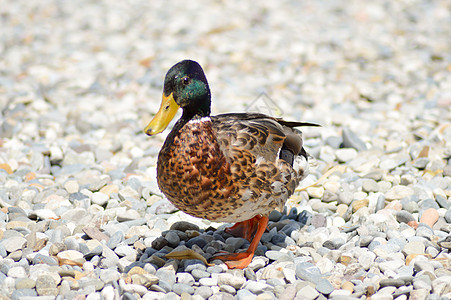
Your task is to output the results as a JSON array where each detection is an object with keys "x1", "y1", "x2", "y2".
[{"x1": 156, "y1": 116, "x2": 306, "y2": 223}]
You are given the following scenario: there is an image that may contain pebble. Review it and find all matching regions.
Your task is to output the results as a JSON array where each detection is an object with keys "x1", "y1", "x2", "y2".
[
  {"x1": 295, "y1": 262, "x2": 322, "y2": 284},
  {"x1": 335, "y1": 148, "x2": 358, "y2": 163},
  {"x1": 91, "y1": 192, "x2": 109, "y2": 206},
  {"x1": 362, "y1": 179, "x2": 379, "y2": 193},
  {"x1": 342, "y1": 128, "x2": 367, "y2": 151},
  {"x1": 218, "y1": 273, "x2": 246, "y2": 290},
  {"x1": 237, "y1": 289, "x2": 256, "y2": 300},
  {"x1": 172, "y1": 283, "x2": 194, "y2": 295},
  {"x1": 196, "y1": 286, "x2": 214, "y2": 298},
  {"x1": 419, "y1": 208, "x2": 439, "y2": 227},
  {"x1": 35, "y1": 275, "x2": 58, "y2": 296},
  {"x1": 297, "y1": 284, "x2": 320, "y2": 300},
  {"x1": 316, "y1": 278, "x2": 334, "y2": 295},
  {"x1": 385, "y1": 186, "x2": 414, "y2": 201},
  {"x1": 1, "y1": 236, "x2": 27, "y2": 253}
]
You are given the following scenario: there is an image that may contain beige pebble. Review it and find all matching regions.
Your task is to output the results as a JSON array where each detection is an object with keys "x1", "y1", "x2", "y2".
[{"x1": 420, "y1": 208, "x2": 439, "y2": 227}]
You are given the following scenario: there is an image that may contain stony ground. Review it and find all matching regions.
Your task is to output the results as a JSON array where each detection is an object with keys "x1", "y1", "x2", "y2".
[{"x1": 0, "y1": 0, "x2": 450, "y2": 299}]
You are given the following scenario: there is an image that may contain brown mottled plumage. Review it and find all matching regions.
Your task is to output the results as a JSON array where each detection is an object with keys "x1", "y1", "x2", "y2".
[
  {"x1": 144, "y1": 60, "x2": 318, "y2": 268},
  {"x1": 157, "y1": 114, "x2": 310, "y2": 223}
]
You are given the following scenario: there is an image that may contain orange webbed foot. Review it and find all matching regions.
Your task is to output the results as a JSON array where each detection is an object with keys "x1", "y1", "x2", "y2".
[
  {"x1": 224, "y1": 215, "x2": 262, "y2": 241},
  {"x1": 212, "y1": 251, "x2": 255, "y2": 269},
  {"x1": 213, "y1": 215, "x2": 269, "y2": 269}
]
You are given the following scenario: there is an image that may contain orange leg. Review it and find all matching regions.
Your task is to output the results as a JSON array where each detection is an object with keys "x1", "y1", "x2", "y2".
[
  {"x1": 213, "y1": 215, "x2": 269, "y2": 269},
  {"x1": 225, "y1": 215, "x2": 261, "y2": 241}
]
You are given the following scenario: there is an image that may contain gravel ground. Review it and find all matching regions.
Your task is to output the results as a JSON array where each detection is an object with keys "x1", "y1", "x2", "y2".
[{"x1": 1, "y1": 0, "x2": 451, "y2": 299}]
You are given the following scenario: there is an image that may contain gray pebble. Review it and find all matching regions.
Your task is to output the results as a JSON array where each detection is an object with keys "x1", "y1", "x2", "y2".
[
  {"x1": 414, "y1": 261, "x2": 435, "y2": 274},
  {"x1": 418, "y1": 198, "x2": 440, "y2": 210},
  {"x1": 91, "y1": 192, "x2": 109, "y2": 206},
  {"x1": 342, "y1": 127, "x2": 367, "y2": 151},
  {"x1": 266, "y1": 278, "x2": 285, "y2": 287},
  {"x1": 122, "y1": 292, "x2": 138, "y2": 300},
  {"x1": 99, "y1": 269, "x2": 121, "y2": 284},
  {"x1": 172, "y1": 283, "x2": 194, "y2": 295},
  {"x1": 295, "y1": 262, "x2": 322, "y2": 284},
  {"x1": 157, "y1": 280, "x2": 172, "y2": 293},
  {"x1": 444, "y1": 209, "x2": 451, "y2": 223},
  {"x1": 0, "y1": 244, "x2": 6, "y2": 258},
  {"x1": 11, "y1": 289, "x2": 37, "y2": 300},
  {"x1": 199, "y1": 277, "x2": 218, "y2": 286},
  {"x1": 413, "y1": 275, "x2": 432, "y2": 290},
  {"x1": 32, "y1": 254, "x2": 58, "y2": 266},
  {"x1": 15, "y1": 278, "x2": 36, "y2": 289},
  {"x1": 362, "y1": 179, "x2": 379, "y2": 193},
  {"x1": 170, "y1": 221, "x2": 200, "y2": 232},
  {"x1": 225, "y1": 237, "x2": 248, "y2": 251},
  {"x1": 338, "y1": 191, "x2": 354, "y2": 205},
  {"x1": 403, "y1": 201, "x2": 419, "y2": 213},
  {"x1": 245, "y1": 280, "x2": 273, "y2": 294},
  {"x1": 265, "y1": 250, "x2": 289, "y2": 261},
  {"x1": 296, "y1": 283, "x2": 320, "y2": 299},
  {"x1": 322, "y1": 238, "x2": 345, "y2": 250},
  {"x1": 375, "y1": 194, "x2": 386, "y2": 212},
  {"x1": 7, "y1": 266, "x2": 26, "y2": 278},
  {"x1": 413, "y1": 157, "x2": 429, "y2": 169},
  {"x1": 195, "y1": 285, "x2": 213, "y2": 298},
  {"x1": 271, "y1": 234, "x2": 287, "y2": 245},
  {"x1": 364, "y1": 170, "x2": 383, "y2": 181},
  {"x1": 151, "y1": 237, "x2": 168, "y2": 250},
  {"x1": 209, "y1": 292, "x2": 236, "y2": 300},
  {"x1": 379, "y1": 278, "x2": 405, "y2": 288},
  {"x1": 191, "y1": 269, "x2": 211, "y2": 280},
  {"x1": 176, "y1": 272, "x2": 195, "y2": 285},
  {"x1": 311, "y1": 214, "x2": 326, "y2": 228},
  {"x1": 236, "y1": 289, "x2": 257, "y2": 300},
  {"x1": 325, "y1": 136, "x2": 342, "y2": 149},
  {"x1": 244, "y1": 268, "x2": 257, "y2": 281},
  {"x1": 395, "y1": 211, "x2": 415, "y2": 224},
  {"x1": 359, "y1": 235, "x2": 374, "y2": 247},
  {"x1": 185, "y1": 236, "x2": 208, "y2": 248},
  {"x1": 144, "y1": 255, "x2": 165, "y2": 269},
  {"x1": 416, "y1": 224, "x2": 434, "y2": 239},
  {"x1": 79, "y1": 278, "x2": 104, "y2": 291},
  {"x1": 296, "y1": 210, "x2": 313, "y2": 225},
  {"x1": 155, "y1": 269, "x2": 176, "y2": 285},
  {"x1": 335, "y1": 148, "x2": 357, "y2": 162},
  {"x1": 184, "y1": 259, "x2": 207, "y2": 272},
  {"x1": 165, "y1": 231, "x2": 181, "y2": 248},
  {"x1": 220, "y1": 284, "x2": 237, "y2": 294},
  {"x1": 431, "y1": 276, "x2": 451, "y2": 296},
  {"x1": 107, "y1": 231, "x2": 124, "y2": 249},
  {"x1": 217, "y1": 273, "x2": 246, "y2": 289},
  {"x1": 35, "y1": 274, "x2": 58, "y2": 296},
  {"x1": 1, "y1": 236, "x2": 27, "y2": 253},
  {"x1": 268, "y1": 210, "x2": 283, "y2": 222},
  {"x1": 322, "y1": 191, "x2": 338, "y2": 203},
  {"x1": 207, "y1": 265, "x2": 225, "y2": 274},
  {"x1": 315, "y1": 278, "x2": 334, "y2": 295},
  {"x1": 115, "y1": 245, "x2": 135, "y2": 257},
  {"x1": 435, "y1": 195, "x2": 450, "y2": 209}
]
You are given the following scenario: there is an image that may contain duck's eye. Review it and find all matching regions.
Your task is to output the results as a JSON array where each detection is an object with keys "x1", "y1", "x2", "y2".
[{"x1": 182, "y1": 76, "x2": 190, "y2": 85}]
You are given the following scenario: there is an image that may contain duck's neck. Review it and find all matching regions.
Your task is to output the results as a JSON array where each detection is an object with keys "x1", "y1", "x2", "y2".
[
  {"x1": 181, "y1": 107, "x2": 210, "y2": 121},
  {"x1": 164, "y1": 112, "x2": 211, "y2": 148}
]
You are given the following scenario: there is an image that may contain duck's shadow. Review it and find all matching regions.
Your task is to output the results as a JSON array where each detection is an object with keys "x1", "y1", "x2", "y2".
[{"x1": 126, "y1": 207, "x2": 314, "y2": 273}]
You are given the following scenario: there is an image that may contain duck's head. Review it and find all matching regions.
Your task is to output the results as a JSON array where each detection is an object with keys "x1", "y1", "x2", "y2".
[{"x1": 144, "y1": 60, "x2": 211, "y2": 136}]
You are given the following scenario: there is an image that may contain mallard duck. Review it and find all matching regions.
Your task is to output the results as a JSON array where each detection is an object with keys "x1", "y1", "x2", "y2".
[{"x1": 144, "y1": 60, "x2": 318, "y2": 269}]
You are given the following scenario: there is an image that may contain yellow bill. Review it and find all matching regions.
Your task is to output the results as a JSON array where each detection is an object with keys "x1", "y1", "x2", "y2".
[{"x1": 144, "y1": 93, "x2": 180, "y2": 135}]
